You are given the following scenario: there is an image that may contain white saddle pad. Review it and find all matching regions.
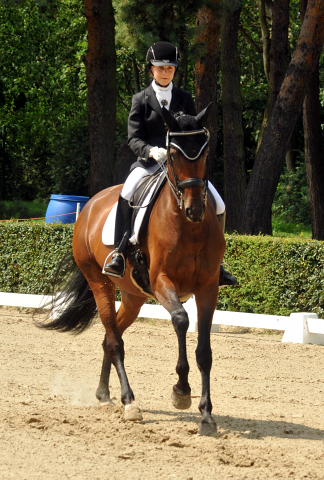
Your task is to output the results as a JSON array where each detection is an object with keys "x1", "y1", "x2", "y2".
[{"x1": 102, "y1": 179, "x2": 160, "y2": 246}]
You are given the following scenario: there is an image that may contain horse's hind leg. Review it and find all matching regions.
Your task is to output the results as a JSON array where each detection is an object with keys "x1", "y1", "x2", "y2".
[
  {"x1": 114, "y1": 290, "x2": 146, "y2": 420},
  {"x1": 94, "y1": 284, "x2": 145, "y2": 420},
  {"x1": 80, "y1": 273, "x2": 116, "y2": 406},
  {"x1": 96, "y1": 334, "x2": 114, "y2": 405}
]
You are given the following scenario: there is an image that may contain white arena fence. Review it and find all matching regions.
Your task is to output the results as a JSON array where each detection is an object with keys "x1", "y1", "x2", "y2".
[{"x1": 1, "y1": 292, "x2": 324, "y2": 346}]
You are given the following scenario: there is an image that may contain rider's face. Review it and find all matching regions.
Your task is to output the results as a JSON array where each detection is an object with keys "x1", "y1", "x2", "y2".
[{"x1": 151, "y1": 65, "x2": 176, "y2": 86}]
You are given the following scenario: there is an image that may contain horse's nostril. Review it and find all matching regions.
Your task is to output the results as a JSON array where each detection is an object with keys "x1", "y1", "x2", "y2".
[{"x1": 185, "y1": 205, "x2": 205, "y2": 223}]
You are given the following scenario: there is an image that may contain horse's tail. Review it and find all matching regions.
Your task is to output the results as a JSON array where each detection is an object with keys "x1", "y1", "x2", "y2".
[{"x1": 36, "y1": 252, "x2": 97, "y2": 334}]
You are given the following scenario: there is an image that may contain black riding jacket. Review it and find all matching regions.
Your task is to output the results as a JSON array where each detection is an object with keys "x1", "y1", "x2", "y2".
[{"x1": 128, "y1": 83, "x2": 197, "y2": 170}]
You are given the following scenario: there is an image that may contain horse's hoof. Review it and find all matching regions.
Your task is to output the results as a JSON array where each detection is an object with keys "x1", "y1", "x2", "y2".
[
  {"x1": 171, "y1": 389, "x2": 192, "y2": 410},
  {"x1": 198, "y1": 420, "x2": 217, "y2": 436},
  {"x1": 124, "y1": 404, "x2": 143, "y2": 422},
  {"x1": 98, "y1": 399, "x2": 115, "y2": 410}
]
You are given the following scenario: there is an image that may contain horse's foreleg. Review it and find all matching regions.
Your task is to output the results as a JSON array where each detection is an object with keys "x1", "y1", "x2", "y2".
[
  {"x1": 154, "y1": 280, "x2": 191, "y2": 410},
  {"x1": 171, "y1": 306, "x2": 192, "y2": 409},
  {"x1": 195, "y1": 289, "x2": 219, "y2": 436},
  {"x1": 196, "y1": 320, "x2": 215, "y2": 435}
]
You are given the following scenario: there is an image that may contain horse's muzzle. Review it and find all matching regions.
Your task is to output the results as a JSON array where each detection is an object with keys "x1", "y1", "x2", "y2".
[{"x1": 185, "y1": 205, "x2": 205, "y2": 223}]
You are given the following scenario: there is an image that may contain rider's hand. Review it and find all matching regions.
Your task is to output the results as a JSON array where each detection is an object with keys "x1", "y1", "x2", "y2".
[{"x1": 149, "y1": 147, "x2": 167, "y2": 164}]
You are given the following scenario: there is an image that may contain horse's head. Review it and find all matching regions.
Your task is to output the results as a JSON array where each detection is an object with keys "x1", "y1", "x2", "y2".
[{"x1": 162, "y1": 104, "x2": 212, "y2": 223}]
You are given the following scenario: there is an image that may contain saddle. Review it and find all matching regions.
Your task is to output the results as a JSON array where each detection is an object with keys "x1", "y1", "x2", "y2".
[
  {"x1": 128, "y1": 170, "x2": 167, "y2": 297},
  {"x1": 130, "y1": 169, "x2": 167, "y2": 238}
]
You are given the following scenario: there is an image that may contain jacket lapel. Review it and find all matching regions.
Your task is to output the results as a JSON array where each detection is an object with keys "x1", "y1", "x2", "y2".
[
  {"x1": 145, "y1": 84, "x2": 162, "y2": 115},
  {"x1": 145, "y1": 83, "x2": 182, "y2": 116},
  {"x1": 170, "y1": 86, "x2": 181, "y2": 113}
]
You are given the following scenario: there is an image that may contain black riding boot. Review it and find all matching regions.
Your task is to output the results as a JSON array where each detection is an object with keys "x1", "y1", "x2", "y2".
[
  {"x1": 102, "y1": 196, "x2": 133, "y2": 277},
  {"x1": 217, "y1": 212, "x2": 238, "y2": 287}
]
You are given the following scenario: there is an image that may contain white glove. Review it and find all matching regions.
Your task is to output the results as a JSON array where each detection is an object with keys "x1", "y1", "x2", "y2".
[{"x1": 149, "y1": 147, "x2": 167, "y2": 164}]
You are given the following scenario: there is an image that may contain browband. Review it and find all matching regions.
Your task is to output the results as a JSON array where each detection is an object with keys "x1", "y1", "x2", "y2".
[{"x1": 169, "y1": 141, "x2": 208, "y2": 161}]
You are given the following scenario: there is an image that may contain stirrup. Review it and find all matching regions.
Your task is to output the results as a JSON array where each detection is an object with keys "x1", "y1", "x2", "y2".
[{"x1": 102, "y1": 251, "x2": 126, "y2": 277}]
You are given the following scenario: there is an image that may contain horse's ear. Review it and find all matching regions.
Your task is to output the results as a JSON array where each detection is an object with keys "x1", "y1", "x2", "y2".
[
  {"x1": 195, "y1": 102, "x2": 213, "y2": 126},
  {"x1": 161, "y1": 106, "x2": 179, "y2": 131}
]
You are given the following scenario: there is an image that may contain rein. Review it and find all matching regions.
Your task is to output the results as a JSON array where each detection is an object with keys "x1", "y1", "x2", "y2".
[{"x1": 164, "y1": 128, "x2": 210, "y2": 209}]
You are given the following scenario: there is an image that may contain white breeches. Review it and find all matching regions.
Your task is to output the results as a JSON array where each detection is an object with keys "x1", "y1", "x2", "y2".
[
  {"x1": 121, "y1": 164, "x2": 161, "y2": 200},
  {"x1": 121, "y1": 165, "x2": 225, "y2": 215}
]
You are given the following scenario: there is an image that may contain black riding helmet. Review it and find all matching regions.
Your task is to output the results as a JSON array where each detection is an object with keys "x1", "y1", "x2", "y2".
[{"x1": 146, "y1": 41, "x2": 180, "y2": 68}]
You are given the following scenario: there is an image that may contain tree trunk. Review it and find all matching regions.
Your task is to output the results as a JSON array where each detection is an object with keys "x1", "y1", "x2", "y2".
[
  {"x1": 84, "y1": 0, "x2": 117, "y2": 197},
  {"x1": 221, "y1": 0, "x2": 245, "y2": 231},
  {"x1": 301, "y1": 0, "x2": 324, "y2": 240},
  {"x1": 258, "y1": 0, "x2": 272, "y2": 82},
  {"x1": 194, "y1": 2, "x2": 222, "y2": 181},
  {"x1": 257, "y1": 0, "x2": 290, "y2": 151},
  {"x1": 239, "y1": 0, "x2": 324, "y2": 235},
  {"x1": 303, "y1": 65, "x2": 324, "y2": 239}
]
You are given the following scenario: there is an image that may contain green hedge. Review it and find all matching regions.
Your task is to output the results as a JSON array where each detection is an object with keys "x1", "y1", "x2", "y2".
[
  {"x1": 1, "y1": 223, "x2": 324, "y2": 317},
  {"x1": 219, "y1": 234, "x2": 324, "y2": 317},
  {"x1": 0, "y1": 221, "x2": 73, "y2": 294}
]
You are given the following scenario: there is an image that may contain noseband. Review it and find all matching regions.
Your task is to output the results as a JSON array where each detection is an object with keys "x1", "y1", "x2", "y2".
[{"x1": 164, "y1": 128, "x2": 210, "y2": 209}]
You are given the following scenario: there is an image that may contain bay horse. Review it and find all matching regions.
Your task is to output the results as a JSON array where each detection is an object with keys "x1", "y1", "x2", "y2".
[{"x1": 39, "y1": 105, "x2": 225, "y2": 436}]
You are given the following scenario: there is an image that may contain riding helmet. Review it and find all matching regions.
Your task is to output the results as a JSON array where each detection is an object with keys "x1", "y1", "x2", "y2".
[{"x1": 146, "y1": 41, "x2": 180, "y2": 68}]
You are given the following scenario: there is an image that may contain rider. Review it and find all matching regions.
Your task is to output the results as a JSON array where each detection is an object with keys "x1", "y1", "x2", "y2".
[{"x1": 103, "y1": 41, "x2": 237, "y2": 287}]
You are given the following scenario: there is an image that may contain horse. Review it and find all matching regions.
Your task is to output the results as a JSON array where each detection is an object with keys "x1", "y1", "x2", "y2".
[{"x1": 39, "y1": 105, "x2": 226, "y2": 436}]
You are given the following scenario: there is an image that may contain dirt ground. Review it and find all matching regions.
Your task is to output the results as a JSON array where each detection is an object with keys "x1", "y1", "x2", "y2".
[{"x1": 1, "y1": 306, "x2": 324, "y2": 480}]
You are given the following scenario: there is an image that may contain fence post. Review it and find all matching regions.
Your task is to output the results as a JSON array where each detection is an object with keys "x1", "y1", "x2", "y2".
[
  {"x1": 76, "y1": 202, "x2": 81, "y2": 221},
  {"x1": 185, "y1": 296, "x2": 219, "y2": 333},
  {"x1": 186, "y1": 297, "x2": 198, "y2": 332},
  {"x1": 282, "y1": 312, "x2": 318, "y2": 344}
]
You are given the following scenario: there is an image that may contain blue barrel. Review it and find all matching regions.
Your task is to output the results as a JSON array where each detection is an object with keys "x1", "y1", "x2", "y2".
[{"x1": 45, "y1": 194, "x2": 90, "y2": 224}]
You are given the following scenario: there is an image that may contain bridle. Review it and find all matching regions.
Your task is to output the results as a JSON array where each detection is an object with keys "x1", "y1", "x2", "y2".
[{"x1": 163, "y1": 127, "x2": 210, "y2": 209}]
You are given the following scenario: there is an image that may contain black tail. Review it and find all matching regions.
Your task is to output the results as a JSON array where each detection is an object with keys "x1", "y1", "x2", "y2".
[{"x1": 35, "y1": 252, "x2": 97, "y2": 334}]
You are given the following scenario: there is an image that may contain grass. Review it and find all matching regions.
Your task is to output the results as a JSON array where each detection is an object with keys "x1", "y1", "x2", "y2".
[{"x1": 272, "y1": 216, "x2": 312, "y2": 239}]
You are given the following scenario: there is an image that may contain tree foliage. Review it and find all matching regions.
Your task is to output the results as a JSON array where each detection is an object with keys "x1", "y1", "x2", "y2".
[
  {"x1": 239, "y1": 0, "x2": 324, "y2": 235},
  {"x1": 0, "y1": 0, "x2": 323, "y2": 238},
  {"x1": 0, "y1": 0, "x2": 89, "y2": 199}
]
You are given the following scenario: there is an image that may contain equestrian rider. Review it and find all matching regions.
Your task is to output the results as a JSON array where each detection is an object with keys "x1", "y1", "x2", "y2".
[{"x1": 103, "y1": 41, "x2": 237, "y2": 287}]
